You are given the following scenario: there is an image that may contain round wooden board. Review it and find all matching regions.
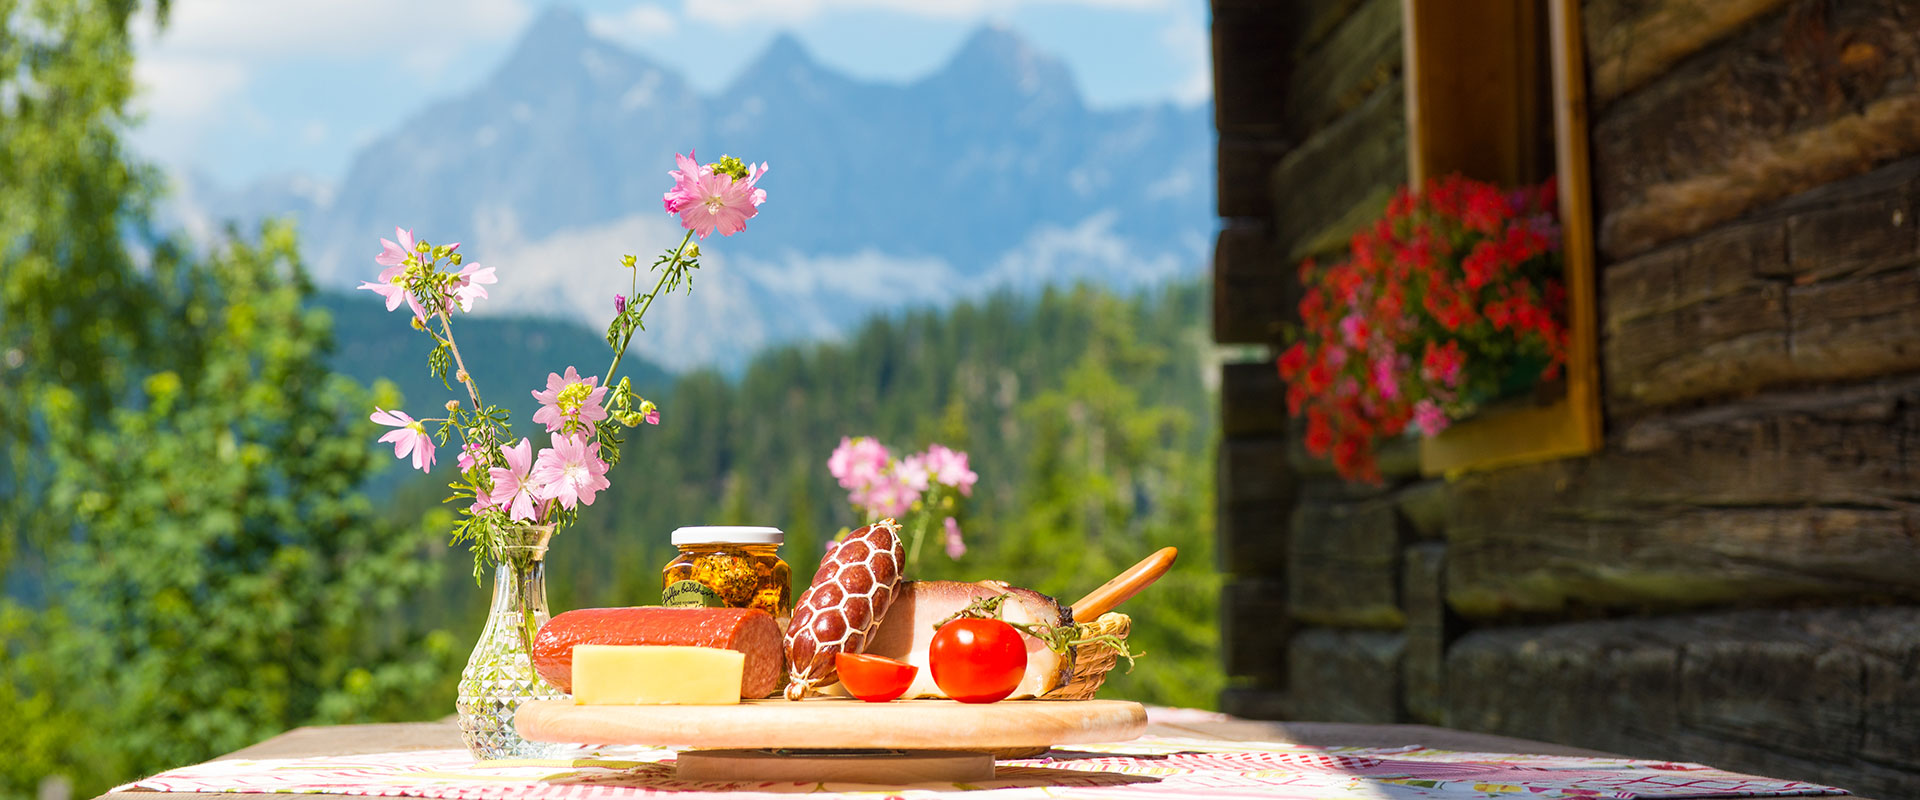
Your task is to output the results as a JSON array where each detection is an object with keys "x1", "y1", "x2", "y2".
[{"x1": 516, "y1": 698, "x2": 1147, "y2": 749}]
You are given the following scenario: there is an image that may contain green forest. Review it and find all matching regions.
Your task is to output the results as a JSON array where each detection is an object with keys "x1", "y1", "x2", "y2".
[{"x1": 0, "y1": 2, "x2": 1220, "y2": 796}]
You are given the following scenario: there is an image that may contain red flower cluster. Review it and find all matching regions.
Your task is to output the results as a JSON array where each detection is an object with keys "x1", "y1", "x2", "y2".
[{"x1": 1276, "y1": 175, "x2": 1568, "y2": 483}]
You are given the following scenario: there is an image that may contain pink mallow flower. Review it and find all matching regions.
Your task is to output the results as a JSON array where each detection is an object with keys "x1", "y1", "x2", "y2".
[
  {"x1": 359, "y1": 226, "x2": 429, "y2": 321},
  {"x1": 376, "y1": 227, "x2": 415, "y2": 267},
  {"x1": 859, "y1": 475, "x2": 919, "y2": 519},
  {"x1": 1413, "y1": 399, "x2": 1451, "y2": 437},
  {"x1": 371, "y1": 407, "x2": 435, "y2": 472},
  {"x1": 358, "y1": 265, "x2": 428, "y2": 322},
  {"x1": 451, "y1": 262, "x2": 497, "y2": 312},
  {"x1": 924, "y1": 444, "x2": 978, "y2": 496},
  {"x1": 828, "y1": 437, "x2": 890, "y2": 492},
  {"x1": 662, "y1": 150, "x2": 703, "y2": 214},
  {"x1": 944, "y1": 517, "x2": 966, "y2": 560},
  {"x1": 677, "y1": 163, "x2": 767, "y2": 240},
  {"x1": 530, "y1": 433, "x2": 611, "y2": 511},
  {"x1": 531, "y1": 366, "x2": 609, "y2": 433},
  {"x1": 487, "y1": 438, "x2": 544, "y2": 523},
  {"x1": 456, "y1": 442, "x2": 486, "y2": 472},
  {"x1": 895, "y1": 454, "x2": 931, "y2": 493}
]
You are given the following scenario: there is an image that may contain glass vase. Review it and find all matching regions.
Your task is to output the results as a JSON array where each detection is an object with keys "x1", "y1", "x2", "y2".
[{"x1": 455, "y1": 524, "x2": 566, "y2": 760}]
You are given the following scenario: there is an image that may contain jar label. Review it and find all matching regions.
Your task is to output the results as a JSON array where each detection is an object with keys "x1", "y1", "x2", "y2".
[{"x1": 663, "y1": 579, "x2": 726, "y2": 608}]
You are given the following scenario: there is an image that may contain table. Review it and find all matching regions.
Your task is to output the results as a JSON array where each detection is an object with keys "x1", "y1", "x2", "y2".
[{"x1": 97, "y1": 717, "x2": 1860, "y2": 799}]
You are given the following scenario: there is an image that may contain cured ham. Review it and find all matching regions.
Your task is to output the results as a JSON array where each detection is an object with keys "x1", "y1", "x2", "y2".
[{"x1": 858, "y1": 580, "x2": 1073, "y2": 700}]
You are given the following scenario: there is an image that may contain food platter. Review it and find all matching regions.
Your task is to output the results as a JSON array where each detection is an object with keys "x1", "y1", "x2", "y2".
[
  {"x1": 515, "y1": 697, "x2": 1147, "y2": 750},
  {"x1": 516, "y1": 697, "x2": 1148, "y2": 783},
  {"x1": 511, "y1": 533, "x2": 1176, "y2": 783}
]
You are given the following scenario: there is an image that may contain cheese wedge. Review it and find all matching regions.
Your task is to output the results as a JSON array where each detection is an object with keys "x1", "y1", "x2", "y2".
[{"x1": 570, "y1": 645, "x2": 744, "y2": 705}]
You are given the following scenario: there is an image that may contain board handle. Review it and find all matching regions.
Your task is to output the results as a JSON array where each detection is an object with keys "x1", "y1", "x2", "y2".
[{"x1": 1069, "y1": 547, "x2": 1177, "y2": 623}]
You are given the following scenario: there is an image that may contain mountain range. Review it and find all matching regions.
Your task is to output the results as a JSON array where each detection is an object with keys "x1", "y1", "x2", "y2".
[{"x1": 173, "y1": 6, "x2": 1215, "y2": 370}]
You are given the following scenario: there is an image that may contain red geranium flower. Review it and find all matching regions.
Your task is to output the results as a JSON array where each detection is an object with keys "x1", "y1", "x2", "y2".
[{"x1": 1275, "y1": 174, "x2": 1566, "y2": 483}]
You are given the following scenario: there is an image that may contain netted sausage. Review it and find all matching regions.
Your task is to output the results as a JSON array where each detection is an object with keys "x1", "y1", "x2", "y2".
[{"x1": 784, "y1": 519, "x2": 904, "y2": 699}]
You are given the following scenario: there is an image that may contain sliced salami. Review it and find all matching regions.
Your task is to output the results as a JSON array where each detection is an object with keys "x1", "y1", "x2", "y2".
[{"x1": 784, "y1": 519, "x2": 905, "y2": 699}]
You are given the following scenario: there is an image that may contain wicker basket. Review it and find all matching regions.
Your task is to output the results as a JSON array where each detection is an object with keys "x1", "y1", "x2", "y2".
[
  {"x1": 983, "y1": 613, "x2": 1131, "y2": 759},
  {"x1": 1040, "y1": 611, "x2": 1132, "y2": 700}
]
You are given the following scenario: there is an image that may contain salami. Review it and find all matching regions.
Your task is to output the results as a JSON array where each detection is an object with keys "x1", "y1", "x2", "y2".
[
  {"x1": 532, "y1": 606, "x2": 783, "y2": 697},
  {"x1": 784, "y1": 519, "x2": 905, "y2": 699}
]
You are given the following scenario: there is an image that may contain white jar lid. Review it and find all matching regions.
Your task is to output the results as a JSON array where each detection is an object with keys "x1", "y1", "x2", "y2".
[{"x1": 671, "y1": 526, "x2": 784, "y2": 546}]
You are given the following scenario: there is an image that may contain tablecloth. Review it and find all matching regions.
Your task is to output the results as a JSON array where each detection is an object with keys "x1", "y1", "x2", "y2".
[{"x1": 119, "y1": 735, "x2": 1849, "y2": 799}]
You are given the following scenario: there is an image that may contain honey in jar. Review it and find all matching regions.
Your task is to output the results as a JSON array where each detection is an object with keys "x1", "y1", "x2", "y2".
[{"x1": 662, "y1": 526, "x2": 792, "y2": 628}]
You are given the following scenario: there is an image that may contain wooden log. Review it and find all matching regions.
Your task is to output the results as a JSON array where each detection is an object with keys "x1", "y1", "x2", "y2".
[
  {"x1": 1212, "y1": 222, "x2": 1294, "y2": 345},
  {"x1": 1680, "y1": 638, "x2": 1864, "y2": 761},
  {"x1": 1592, "y1": 0, "x2": 1920, "y2": 260},
  {"x1": 1218, "y1": 435, "x2": 1292, "y2": 578},
  {"x1": 1445, "y1": 608, "x2": 1920, "y2": 795},
  {"x1": 1400, "y1": 543, "x2": 1447, "y2": 726},
  {"x1": 1445, "y1": 614, "x2": 1678, "y2": 751},
  {"x1": 1218, "y1": 494, "x2": 1290, "y2": 578},
  {"x1": 1391, "y1": 478, "x2": 1449, "y2": 541},
  {"x1": 1221, "y1": 578, "x2": 1289, "y2": 681},
  {"x1": 1221, "y1": 361, "x2": 1289, "y2": 438},
  {"x1": 1209, "y1": 5, "x2": 1293, "y2": 137},
  {"x1": 1220, "y1": 436, "x2": 1293, "y2": 507},
  {"x1": 1601, "y1": 157, "x2": 1920, "y2": 416},
  {"x1": 1445, "y1": 376, "x2": 1920, "y2": 619},
  {"x1": 1864, "y1": 633, "x2": 1920, "y2": 771},
  {"x1": 1583, "y1": 0, "x2": 1793, "y2": 106},
  {"x1": 1218, "y1": 136, "x2": 1292, "y2": 220},
  {"x1": 1217, "y1": 687, "x2": 1291, "y2": 721},
  {"x1": 1211, "y1": 0, "x2": 1370, "y2": 60},
  {"x1": 1271, "y1": 80, "x2": 1407, "y2": 262},
  {"x1": 1288, "y1": 490, "x2": 1405, "y2": 629},
  {"x1": 1281, "y1": 0, "x2": 1401, "y2": 141},
  {"x1": 1288, "y1": 628, "x2": 1403, "y2": 723}
]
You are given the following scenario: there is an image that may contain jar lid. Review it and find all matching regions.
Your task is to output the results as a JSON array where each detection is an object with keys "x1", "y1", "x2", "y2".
[{"x1": 671, "y1": 526, "x2": 785, "y2": 546}]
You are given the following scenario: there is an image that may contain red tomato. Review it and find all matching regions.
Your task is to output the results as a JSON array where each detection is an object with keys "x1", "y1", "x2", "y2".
[
  {"x1": 929, "y1": 618, "x2": 1027, "y2": 704},
  {"x1": 835, "y1": 653, "x2": 917, "y2": 702}
]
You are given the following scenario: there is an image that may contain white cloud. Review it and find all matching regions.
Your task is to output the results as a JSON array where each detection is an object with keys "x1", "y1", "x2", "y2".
[
  {"x1": 1160, "y1": 12, "x2": 1210, "y2": 106},
  {"x1": 589, "y1": 4, "x2": 678, "y2": 40},
  {"x1": 128, "y1": 0, "x2": 534, "y2": 173},
  {"x1": 983, "y1": 210, "x2": 1188, "y2": 290},
  {"x1": 685, "y1": 0, "x2": 1170, "y2": 27},
  {"x1": 133, "y1": 55, "x2": 247, "y2": 120},
  {"x1": 136, "y1": 0, "x2": 531, "y2": 61},
  {"x1": 471, "y1": 214, "x2": 958, "y2": 370},
  {"x1": 128, "y1": 54, "x2": 248, "y2": 170}
]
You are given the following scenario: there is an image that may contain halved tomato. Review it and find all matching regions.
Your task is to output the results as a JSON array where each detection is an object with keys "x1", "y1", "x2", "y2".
[{"x1": 835, "y1": 652, "x2": 918, "y2": 702}]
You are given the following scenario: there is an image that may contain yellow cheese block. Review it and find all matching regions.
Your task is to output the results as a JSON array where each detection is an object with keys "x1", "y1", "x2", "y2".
[{"x1": 571, "y1": 645, "x2": 745, "y2": 705}]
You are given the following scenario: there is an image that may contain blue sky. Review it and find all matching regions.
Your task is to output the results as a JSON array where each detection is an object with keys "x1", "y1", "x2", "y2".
[{"x1": 130, "y1": 0, "x2": 1211, "y2": 190}]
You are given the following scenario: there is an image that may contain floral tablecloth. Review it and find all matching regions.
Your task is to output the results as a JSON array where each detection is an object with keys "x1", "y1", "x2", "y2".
[{"x1": 120, "y1": 735, "x2": 1847, "y2": 800}]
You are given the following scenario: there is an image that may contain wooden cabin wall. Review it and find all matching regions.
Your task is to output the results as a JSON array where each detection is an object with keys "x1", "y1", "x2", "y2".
[{"x1": 1211, "y1": 0, "x2": 1920, "y2": 795}]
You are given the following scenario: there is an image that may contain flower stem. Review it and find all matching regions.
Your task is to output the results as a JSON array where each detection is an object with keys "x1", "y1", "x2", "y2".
[
  {"x1": 605, "y1": 230, "x2": 695, "y2": 383},
  {"x1": 904, "y1": 515, "x2": 927, "y2": 572},
  {"x1": 434, "y1": 308, "x2": 485, "y2": 415}
]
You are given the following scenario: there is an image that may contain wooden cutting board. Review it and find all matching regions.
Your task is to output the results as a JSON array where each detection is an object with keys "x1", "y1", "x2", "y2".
[{"x1": 515, "y1": 697, "x2": 1147, "y2": 749}]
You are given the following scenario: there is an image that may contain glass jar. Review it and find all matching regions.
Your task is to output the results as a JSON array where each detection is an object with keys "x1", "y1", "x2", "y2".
[{"x1": 663, "y1": 526, "x2": 792, "y2": 628}]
